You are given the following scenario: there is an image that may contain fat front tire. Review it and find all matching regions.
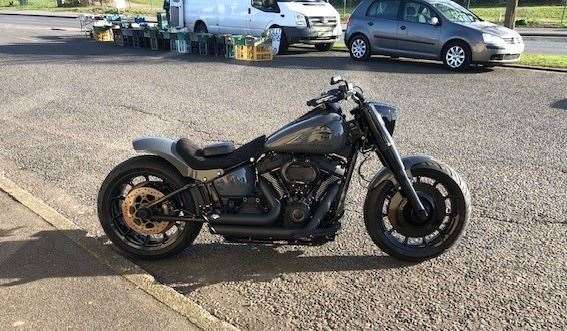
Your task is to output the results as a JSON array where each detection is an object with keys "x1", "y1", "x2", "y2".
[
  {"x1": 97, "y1": 155, "x2": 202, "y2": 259},
  {"x1": 442, "y1": 41, "x2": 471, "y2": 71},
  {"x1": 349, "y1": 34, "x2": 371, "y2": 61},
  {"x1": 315, "y1": 42, "x2": 334, "y2": 52},
  {"x1": 364, "y1": 159, "x2": 471, "y2": 262}
]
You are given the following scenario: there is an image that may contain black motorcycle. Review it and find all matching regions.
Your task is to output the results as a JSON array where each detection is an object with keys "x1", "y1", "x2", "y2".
[{"x1": 98, "y1": 76, "x2": 470, "y2": 262}]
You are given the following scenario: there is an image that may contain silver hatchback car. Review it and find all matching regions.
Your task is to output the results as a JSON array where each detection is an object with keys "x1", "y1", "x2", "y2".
[{"x1": 344, "y1": 0, "x2": 524, "y2": 70}]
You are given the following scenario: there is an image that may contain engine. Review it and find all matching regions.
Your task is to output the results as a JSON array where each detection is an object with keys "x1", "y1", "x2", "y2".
[{"x1": 257, "y1": 153, "x2": 345, "y2": 228}]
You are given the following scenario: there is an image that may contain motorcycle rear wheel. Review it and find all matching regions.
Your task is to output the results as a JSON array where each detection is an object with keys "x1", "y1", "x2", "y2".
[
  {"x1": 364, "y1": 159, "x2": 470, "y2": 262},
  {"x1": 97, "y1": 155, "x2": 202, "y2": 259}
]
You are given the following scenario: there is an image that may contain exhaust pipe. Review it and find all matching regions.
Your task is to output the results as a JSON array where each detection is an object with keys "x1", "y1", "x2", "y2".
[
  {"x1": 211, "y1": 178, "x2": 281, "y2": 226},
  {"x1": 210, "y1": 183, "x2": 340, "y2": 239}
]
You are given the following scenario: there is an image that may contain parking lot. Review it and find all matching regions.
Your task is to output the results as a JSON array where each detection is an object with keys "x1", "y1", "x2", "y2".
[{"x1": 0, "y1": 16, "x2": 566, "y2": 330}]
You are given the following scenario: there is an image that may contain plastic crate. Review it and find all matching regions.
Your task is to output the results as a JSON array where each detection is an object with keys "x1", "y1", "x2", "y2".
[
  {"x1": 93, "y1": 27, "x2": 113, "y2": 42},
  {"x1": 131, "y1": 29, "x2": 144, "y2": 48},
  {"x1": 112, "y1": 28, "x2": 123, "y2": 46},
  {"x1": 196, "y1": 33, "x2": 211, "y2": 55},
  {"x1": 235, "y1": 45, "x2": 273, "y2": 61}
]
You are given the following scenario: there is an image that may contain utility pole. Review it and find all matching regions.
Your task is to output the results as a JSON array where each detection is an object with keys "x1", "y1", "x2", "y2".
[{"x1": 504, "y1": 0, "x2": 518, "y2": 29}]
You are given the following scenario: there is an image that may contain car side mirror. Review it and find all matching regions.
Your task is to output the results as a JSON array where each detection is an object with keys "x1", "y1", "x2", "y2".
[{"x1": 430, "y1": 17, "x2": 440, "y2": 26}]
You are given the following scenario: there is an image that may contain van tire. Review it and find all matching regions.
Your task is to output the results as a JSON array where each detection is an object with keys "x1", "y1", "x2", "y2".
[
  {"x1": 194, "y1": 21, "x2": 208, "y2": 33},
  {"x1": 278, "y1": 31, "x2": 289, "y2": 54},
  {"x1": 315, "y1": 42, "x2": 334, "y2": 52}
]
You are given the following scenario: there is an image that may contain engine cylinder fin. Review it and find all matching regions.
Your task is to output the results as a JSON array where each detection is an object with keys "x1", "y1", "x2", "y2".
[
  {"x1": 261, "y1": 173, "x2": 285, "y2": 198},
  {"x1": 315, "y1": 176, "x2": 340, "y2": 201}
]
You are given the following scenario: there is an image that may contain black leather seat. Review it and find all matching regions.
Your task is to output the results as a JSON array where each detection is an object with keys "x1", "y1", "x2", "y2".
[{"x1": 175, "y1": 136, "x2": 266, "y2": 170}]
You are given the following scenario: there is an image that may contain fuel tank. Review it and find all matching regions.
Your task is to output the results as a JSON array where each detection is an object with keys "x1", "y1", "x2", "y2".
[{"x1": 265, "y1": 113, "x2": 346, "y2": 154}]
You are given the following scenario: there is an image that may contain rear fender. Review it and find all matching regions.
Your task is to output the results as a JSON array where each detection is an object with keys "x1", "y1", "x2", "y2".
[{"x1": 132, "y1": 137, "x2": 223, "y2": 182}]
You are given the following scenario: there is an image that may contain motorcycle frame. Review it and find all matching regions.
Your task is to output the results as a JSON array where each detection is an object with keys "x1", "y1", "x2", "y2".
[{"x1": 134, "y1": 97, "x2": 429, "y2": 227}]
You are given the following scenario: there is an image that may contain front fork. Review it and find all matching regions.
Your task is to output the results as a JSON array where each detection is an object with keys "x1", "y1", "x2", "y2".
[{"x1": 362, "y1": 108, "x2": 429, "y2": 221}]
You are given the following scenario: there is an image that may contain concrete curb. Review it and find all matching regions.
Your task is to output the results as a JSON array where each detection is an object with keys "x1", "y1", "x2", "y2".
[
  {"x1": 0, "y1": 11, "x2": 79, "y2": 19},
  {"x1": 503, "y1": 64, "x2": 567, "y2": 73},
  {"x1": 0, "y1": 174, "x2": 238, "y2": 331}
]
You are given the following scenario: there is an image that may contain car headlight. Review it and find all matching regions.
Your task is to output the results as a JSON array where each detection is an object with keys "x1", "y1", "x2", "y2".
[
  {"x1": 295, "y1": 13, "x2": 307, "y2": 26},
  {"x1": 482, "y1": 33, "x2": 505, "y2": 46}
]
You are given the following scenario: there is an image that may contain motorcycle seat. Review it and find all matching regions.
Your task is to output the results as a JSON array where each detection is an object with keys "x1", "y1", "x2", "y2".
[{"x1": 175, "y1": 136, "x2": 266, "y2": 170}]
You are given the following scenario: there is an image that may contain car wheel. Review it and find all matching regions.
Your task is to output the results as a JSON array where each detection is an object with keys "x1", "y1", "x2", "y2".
[
  {"x1": 315, "y1": 42, "x2": 334, "y2": 52},
  {"x1": 442, "y1": 41, "x2": 471, "y2": 71},
  {"x1": 349, "y1": 34, "x2": 370, "y2": 61}
]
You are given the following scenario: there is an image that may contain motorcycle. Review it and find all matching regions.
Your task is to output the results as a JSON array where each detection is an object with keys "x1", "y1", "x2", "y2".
[{"x1": 98, "y1": 76, "x2": 470, "y2": 262}]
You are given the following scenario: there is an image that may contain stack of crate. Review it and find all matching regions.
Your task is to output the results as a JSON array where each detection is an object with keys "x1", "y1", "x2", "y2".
[{"x1": 234, "y1": 35, "x2": 273, "y2": 61}]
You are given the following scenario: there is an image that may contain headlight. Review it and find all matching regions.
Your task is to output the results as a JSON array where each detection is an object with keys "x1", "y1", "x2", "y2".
[
  {"x1": 482, "y1": 33, "x2": 505, "y2": 46},
  {"x1": 295, "y1": 13, "x2": 307, "y2": 26}
]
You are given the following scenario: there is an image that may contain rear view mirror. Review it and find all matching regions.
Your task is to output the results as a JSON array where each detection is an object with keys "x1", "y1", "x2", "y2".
[
  {"x1": 430, "y1": 17, "x2": 440, "y2": 26},
  {"x1": 330, "y1": 76, "x2": 342, "y2": 85}
]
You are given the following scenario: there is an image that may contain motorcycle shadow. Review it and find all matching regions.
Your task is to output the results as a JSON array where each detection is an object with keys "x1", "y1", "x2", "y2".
[{"x1": 136, "y1": 242, "x2": 413, "y2": 294}]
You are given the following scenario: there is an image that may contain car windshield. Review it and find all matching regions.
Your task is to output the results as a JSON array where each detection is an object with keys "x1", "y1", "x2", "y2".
[{"x1": 433, "y1": 1, "x2": 479, "y2": 23}]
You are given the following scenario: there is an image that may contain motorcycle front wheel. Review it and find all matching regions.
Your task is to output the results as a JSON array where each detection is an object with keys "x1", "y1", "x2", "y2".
[
  {"x1": 364, "y1": 159, "x2": 470, "y2": 262},
  {"x1": 97, "y1": 155, "x2": 202, "y2": 259}
]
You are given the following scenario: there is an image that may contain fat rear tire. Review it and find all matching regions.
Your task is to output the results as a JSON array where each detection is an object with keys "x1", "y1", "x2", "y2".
[
  {"x1": 364, "y1": 159, "x2": 471, "y2": 262},
  {"x1": 97, "y1": 155, "x2": 202, "y2": 259},
  {"x1": 348, "y1": 34, "x2": 371, "y2": 61}
]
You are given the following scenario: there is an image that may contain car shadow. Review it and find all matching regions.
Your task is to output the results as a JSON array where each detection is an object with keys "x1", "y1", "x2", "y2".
[
  {"x1": 0, "y1": 35, "x2": 494, "y2": 75},
  {"x1": 135, "y1": 242, "x2": 412, "y2": 294}
]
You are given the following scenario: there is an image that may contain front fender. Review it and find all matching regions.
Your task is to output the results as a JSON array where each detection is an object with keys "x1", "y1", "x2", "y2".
[{"x1": 369, "y1": 154, "x2": 435, "y2": 189}]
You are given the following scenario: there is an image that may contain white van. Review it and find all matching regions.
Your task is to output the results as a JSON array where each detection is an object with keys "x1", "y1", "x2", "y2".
[{"x1": 169, "y1": 0, "x2": 342, "y2": 51}]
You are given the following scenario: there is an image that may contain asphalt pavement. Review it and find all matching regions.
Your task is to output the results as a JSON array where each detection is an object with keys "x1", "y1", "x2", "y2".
[
  {"x1": 0, "y1": 15, "x2": 566, "y2": 330},
  {"x1": 0, "y1": 190, "x2": 198, "y2": 329}
]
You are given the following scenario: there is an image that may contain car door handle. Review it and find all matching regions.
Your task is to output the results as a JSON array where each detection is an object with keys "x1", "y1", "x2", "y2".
[
  {"x1": 400, "y1": 25, "x2": 406, "y2": 30},
  {"x1": 248, "y1": 8, "x2": 251, "y2": 14},
  {"x1": 368, "y1": 21, "x2": 374, "y2": 26}
]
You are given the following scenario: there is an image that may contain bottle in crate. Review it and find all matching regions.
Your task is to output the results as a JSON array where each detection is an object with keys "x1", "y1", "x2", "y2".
[{"x1": 175, "y1": 32, "x2": 189, "y2": 54}]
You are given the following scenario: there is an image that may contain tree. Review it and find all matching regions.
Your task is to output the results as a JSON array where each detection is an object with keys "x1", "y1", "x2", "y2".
[{"x1": 504, "y1": 0, "x2": 519, "y2": 29}]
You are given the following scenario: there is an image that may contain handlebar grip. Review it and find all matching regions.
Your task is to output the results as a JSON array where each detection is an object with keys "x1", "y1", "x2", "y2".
[{"x1": 307, "y1": 99, "x2": 318, "y2": 107}]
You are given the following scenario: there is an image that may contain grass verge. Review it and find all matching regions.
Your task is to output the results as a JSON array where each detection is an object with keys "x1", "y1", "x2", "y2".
[{"x1": 518, "y1": 53, "x2": 567, "y2": 69}]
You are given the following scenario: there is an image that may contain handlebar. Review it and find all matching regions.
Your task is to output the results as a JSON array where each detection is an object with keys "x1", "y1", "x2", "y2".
[{"x1": 306, "y1": 76, "x2": 365, "y2": 108}]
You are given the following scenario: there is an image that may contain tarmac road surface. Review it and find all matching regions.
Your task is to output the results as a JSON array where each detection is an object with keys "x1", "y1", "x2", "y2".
[{"x1": 0, "y1": 16, "x2": 566, "y2": 330}]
